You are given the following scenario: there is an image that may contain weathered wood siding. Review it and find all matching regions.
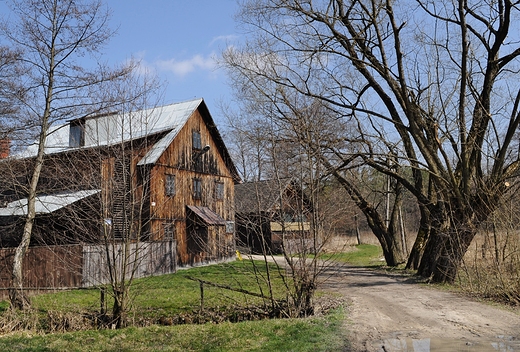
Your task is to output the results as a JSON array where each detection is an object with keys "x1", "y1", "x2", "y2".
[
  {"x1": 0, "y1": 241, "x2": 176, "y2": 293},
  {"x1": 82, "y1": 240, "x2": 177, "y2": 286},
  {"x1": 0, "y1": 245, "x2": 84, "y2": 290},
  {"x1": 148, "y1": 109, "x2": 235, "y2": 265},
  {"x1": 0, "y1": 103, "x2": 236, "y2": 274}
]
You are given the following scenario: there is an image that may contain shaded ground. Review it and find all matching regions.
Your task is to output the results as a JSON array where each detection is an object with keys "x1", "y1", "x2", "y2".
[{"x1": 321, "y1": 265, "x2": 520, "y2": 351}]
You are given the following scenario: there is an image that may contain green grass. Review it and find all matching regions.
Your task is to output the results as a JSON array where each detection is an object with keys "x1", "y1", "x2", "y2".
[
  {"x1": 0, "y1": 308, "x2": 347, "y2": 351},
  {"x1": 0, "y1": 260, "x2": 349, "y2": 351},
  {"x1": 18, "y1": 260, "x2": 289, "y2": 322},
  {"x1": 320, "y1": 244, "x2": 385, "y2": 267}
]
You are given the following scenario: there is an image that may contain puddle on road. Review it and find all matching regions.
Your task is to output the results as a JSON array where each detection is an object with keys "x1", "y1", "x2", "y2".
[{"x1": 375, "y1": 335, "x2": 519, "y2": 351}]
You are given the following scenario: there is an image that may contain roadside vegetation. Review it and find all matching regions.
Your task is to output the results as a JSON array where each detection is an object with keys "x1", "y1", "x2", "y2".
[
  {"x1": 0, "y1": 309, "x2": 346, "y2": 352},
  {"x1": 0, "y1": 260, "x2": 349, "y2": 351},
  {"x1": 320, "y1": 244, "x2": 385, "y2": 268},
  {"x1": 0, "y1": 261, "x2": 295, "y2": 331}
]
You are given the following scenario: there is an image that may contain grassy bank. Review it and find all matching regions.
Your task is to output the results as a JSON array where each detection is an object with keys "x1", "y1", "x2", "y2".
[
  {"x1": 320, "y1": 244, "x2": 385, "y2": 267},
  {"x1": 0, "y1": 261, "x2": 289, "y2": 323},
  {"x1": 0, "y1": 308, "x2": 346, "y2": 351},
  {"x1": 0, "y1": 260, "x2": 349, "y2": 351}
]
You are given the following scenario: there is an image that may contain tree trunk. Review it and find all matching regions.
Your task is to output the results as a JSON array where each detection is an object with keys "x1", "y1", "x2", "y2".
[
  {"x1": 369, "y1": 223, "x2": 406, "y2": 266},
  {"x1": 417, "y1": 204, "x2": 477, "y2": 284},
  {"x1": 112, "y1": 288, "x2": 128, "y2": 328},
  {"x1": 406, "y1": 225, "x2": 428, "y2": 270},
  {"x1": 382, "y1": 232, "x2": 406, "y2": 266},
  {"x1": 9, "y1": 225, "x2": 33, "y2": 310},
  {"x1": 10, "y1": 147, "x2": 46, "y2": 310},
  {"x1": 328, "y1": 168, "x2": 406, "y2": 266},
  {"x1": 406, "y1": 206, "x2": 431, "y2": 270}
]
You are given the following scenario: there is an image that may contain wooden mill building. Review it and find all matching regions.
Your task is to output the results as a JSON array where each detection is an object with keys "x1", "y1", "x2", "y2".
[{"x1": 0, "y1": 98, "x2": 240, "y2": 289}]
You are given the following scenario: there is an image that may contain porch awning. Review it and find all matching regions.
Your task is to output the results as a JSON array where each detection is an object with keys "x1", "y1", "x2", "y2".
[
  {"x1": 186, "y1": 205, "x2": 226, "y2": 225},
  {"x1": 0, "y1": 189, "x2": 100, "y2": 217}
]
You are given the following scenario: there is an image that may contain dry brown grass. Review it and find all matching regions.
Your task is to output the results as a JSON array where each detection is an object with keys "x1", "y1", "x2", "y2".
[{"x1": 460, "y1": 231, "x2": 520, "y2": 305}]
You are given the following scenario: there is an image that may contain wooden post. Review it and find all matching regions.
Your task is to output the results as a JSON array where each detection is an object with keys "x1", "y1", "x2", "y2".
[
  {"x1": 199, "y1": 281, "x2": 204, "y2": 313},
  {"x1": 100, "y1": 287, "x2": 106, "y2": 315},
  {"x1": 355, "y1": 214, "x2": 361, "y2": 245},
  {"x1": 399, "y1": 206, "x2": 407, "y2": 254}
]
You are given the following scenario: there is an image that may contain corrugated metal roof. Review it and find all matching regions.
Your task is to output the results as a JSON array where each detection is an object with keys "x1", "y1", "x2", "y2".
[
  {"x1": 16, "y1": 98, "x2": 203, "y2": 158},
  {"x1": 0, "y1": 189, "x2": 100, "y2": 216},
  {"x1": 187, "y1": 205, "x2": 227, "y2": 225},
  {"x1": 137, "y1": 128, "x2": 177, "y2": 166},
  {"x1": 10, "y1": 98, "x2": 241, "y2": 182}
]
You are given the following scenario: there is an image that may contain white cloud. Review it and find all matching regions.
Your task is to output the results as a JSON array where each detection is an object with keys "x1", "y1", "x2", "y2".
[{"x1": 156, "y1": 54, "x2": 217, "y2": 77}]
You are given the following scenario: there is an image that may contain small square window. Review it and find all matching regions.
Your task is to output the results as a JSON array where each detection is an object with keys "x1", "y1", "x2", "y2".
[
  {"x1": 192, "y1": 131, "x2": 202, "y2": 150},
  {"x1": 193, "y1": 178, "x2": 202, "y2": 199},
  {"x1": 226, "y1": 221, "x2": 235, "y2": 234},
  {"x1": 215, "y1": 182, "x2": 224, "y2": 200},
  {"x1": 163, "y1": 222, "x2": 175, "y2": 239},
  {"x1": 165, "y1": 174, "x2": 175, "y2": 196}
]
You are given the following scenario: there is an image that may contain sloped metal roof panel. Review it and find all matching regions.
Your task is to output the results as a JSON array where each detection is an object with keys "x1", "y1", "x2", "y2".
[
  {"x1": 16, "y1": 98, "x2": 203, "y2": 158},
  {"x1": 137, "y1": 128, "x2": 177, "y2": 166},
  {"x1": 0, "y1": 189, "x2": 101, "y2": 217},
  {"x1": 234, "y1": 178, "x2": 293, "y2": 213}
]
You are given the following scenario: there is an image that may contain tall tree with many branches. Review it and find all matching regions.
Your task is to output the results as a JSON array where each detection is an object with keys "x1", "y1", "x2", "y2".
[
  {"x1": 224, "y1": 0, "x2": 520, "y2": 282},
  {"x1": 0, "y1": 0, "x2": 140, "y2": 309}
]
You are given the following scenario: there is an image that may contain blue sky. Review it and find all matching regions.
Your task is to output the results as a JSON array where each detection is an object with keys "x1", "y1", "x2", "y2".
[{"x1": 106, "y1": 0, "x2": 240, "y2": 116}]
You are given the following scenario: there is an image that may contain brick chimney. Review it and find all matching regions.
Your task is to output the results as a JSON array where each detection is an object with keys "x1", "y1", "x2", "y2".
[{"x1": 0, "y1": 139, "x2": 10, "y2": 159}]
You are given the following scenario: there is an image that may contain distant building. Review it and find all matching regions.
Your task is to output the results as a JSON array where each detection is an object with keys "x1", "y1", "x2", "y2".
[{"x1": 235, "y1": 178, "x2": 314, "y2": 254}]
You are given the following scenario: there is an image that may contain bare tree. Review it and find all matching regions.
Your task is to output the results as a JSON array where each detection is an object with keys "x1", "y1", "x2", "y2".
[
  {"x1": 223, "y1": 57, "x2": 409, "y2": 264},
  {"x1": 223, "y1": 106, "x2": 271, "y2": 182},
  {"x1": 89, "y1": 72, "x2": 162, "y2": 328},
  {"x1": 0, "y1": 0, "x2": 136, "y2": 309},
  {"x1": 224, "y1": 0, "x2": 520, "y2": 283},
  {"x1": 229, "y1": 97, "x2": 350, "y2": 316},
  {"x1": 0, "y1": 46, "x2": 22, "y2": 122}
]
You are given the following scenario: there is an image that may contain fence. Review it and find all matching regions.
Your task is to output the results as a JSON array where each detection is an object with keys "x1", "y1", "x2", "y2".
[
  {"x1": 0, "y1": 240, "x2": 177, "y2": 296},
  {"x1": 82, "y1": 240, "x2": 177, "y2": 286}
]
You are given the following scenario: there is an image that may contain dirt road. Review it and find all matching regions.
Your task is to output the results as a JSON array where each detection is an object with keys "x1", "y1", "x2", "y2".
[{"x1": 320, "y1": 265, "x2": 520, "y2": 352}]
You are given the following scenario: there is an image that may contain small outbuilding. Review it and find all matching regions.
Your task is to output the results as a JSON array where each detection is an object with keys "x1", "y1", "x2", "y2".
[{"x1": 234, "y1": 178, "x2": 314, "y2": 254}]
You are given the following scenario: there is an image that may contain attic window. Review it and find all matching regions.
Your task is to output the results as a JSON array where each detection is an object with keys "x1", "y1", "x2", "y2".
[
  {"x1": 69, "y1": 119, "x2": 85, "y2": 147},
  {"x1": 192, "y1": 131, "x2": 202, "y2": 150}
]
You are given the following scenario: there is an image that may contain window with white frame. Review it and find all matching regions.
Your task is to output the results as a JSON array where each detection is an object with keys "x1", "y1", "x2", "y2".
[{"x1": 226, "y1": 221, "x2": 235, "y2": 234}]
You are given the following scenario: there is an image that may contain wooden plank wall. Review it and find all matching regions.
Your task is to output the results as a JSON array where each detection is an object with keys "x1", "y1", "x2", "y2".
[
  {"x1": 82, "y1": 240, "x2": 177, "y2": 287},
  {"x1": 0, "y1": 241, "x2": 177, "y2": 296},
  {"x1": 148, "y1": 109, "x2": 236, "y2": 265},
  {"x1": 0, "y1": 245, "x2": 84, "y2": 291}
]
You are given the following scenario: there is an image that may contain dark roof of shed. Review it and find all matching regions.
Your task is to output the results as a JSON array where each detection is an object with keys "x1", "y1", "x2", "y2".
[
  {"x1": 234, "y1": 178, "x2": 293, "y2": 214},
  {"x1": 187, "y1": 205, "x2": 227, "y2": 225}
]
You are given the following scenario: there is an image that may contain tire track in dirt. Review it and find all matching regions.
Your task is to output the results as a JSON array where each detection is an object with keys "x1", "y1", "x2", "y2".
[{"x1": 320, "y1": 265, "x2": 520, "y2": 351}]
